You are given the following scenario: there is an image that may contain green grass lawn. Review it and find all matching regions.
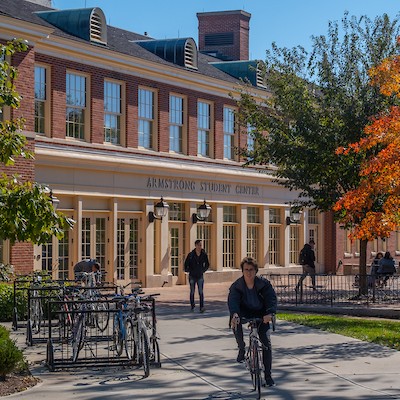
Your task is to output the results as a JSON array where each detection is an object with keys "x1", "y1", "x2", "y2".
[{"x1": 278, "y1": 312, "x2": 400, "y2": 351}]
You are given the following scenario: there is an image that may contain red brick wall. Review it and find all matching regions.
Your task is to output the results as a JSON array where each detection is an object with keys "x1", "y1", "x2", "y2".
[
  {"x1": 11, "y1": 242, "x2": 34, "y2": 275},
  {"x1": 12, "y1": 46, "x2": 35, "y2": 131},
  {"x1": 197, "y1": 11, "x2": 250, "y2": 61},
  {"x1": 35, "y1": 53, "x2": 238, "y2": 162},
  {"x1": 323, "y1": 211, "x2": 337, "y2": 273}
]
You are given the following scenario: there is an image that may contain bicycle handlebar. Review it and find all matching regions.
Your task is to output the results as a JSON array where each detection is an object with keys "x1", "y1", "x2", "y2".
[{"x1": 240, "y1": 314, "x2": 276, "y2": 331}]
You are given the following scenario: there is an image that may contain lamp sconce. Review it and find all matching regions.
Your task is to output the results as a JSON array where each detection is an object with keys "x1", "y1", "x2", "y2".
[
  {"x1": 50, "y1": 190, "x2": 60, "y2": 211},
  {"x1": 149, "y1": 197, "x2": 169, "y2": 223},
  {"x1": 286, "y1": 203, "x2": 301, "y2": 225},
  {"x1": 192, "y1": 200, "x2": 212, "y2": 224},
  {"x1": 44, "y1": 186, "x2": 59, "y2": 211}
]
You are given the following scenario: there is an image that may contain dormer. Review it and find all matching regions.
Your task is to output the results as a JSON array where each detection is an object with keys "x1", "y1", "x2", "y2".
[
  {"x1": 210, "y1": 60, "x2": 266, "y2": 88},
  {"x1": 35, "y1": 7, "x2": 107, "y2": 46},
  {"x1": 136, "y1": 38, "x2": 198, "y2": 70}
]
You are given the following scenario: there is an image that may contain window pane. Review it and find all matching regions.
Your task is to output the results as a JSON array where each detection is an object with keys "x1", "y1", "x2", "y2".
[
  {"x1": 223, "y1": 107, "x2": 235, "y2": 159},
  {"x1": 34, "y1": 66, "x2": 46, "y2": 134},
  {"x1": 198, "y1": 101, "x2": 210, "y2": 157},
  {"x1": 138, "y1": 88, "x2": 154, "y2": 149},
  {"x1": 66, "y1": 73, "x2": 86, "y2": 139},
  {"x1": 104, "y1": 81, "x2": 121, "y2": 144}
]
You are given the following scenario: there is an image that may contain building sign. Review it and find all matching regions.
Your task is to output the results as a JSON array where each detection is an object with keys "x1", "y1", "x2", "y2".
[{"x1": 146, "y1": 177, "x2": 259, "y2": 196}]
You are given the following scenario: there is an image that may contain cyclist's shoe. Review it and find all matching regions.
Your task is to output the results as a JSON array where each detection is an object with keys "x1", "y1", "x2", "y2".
[
  {"x1": 190, "y1": 305, "x2": 195, "y2": 312},
  {"x1": 264, "y1": 375, "x2": 275, "y2": 387},
  {"x1": 236, "y1": 349, "x2": 245, "y2": 363},
  {"x1": 200, "y1": 307, "x2": 205, "y2": 313}
]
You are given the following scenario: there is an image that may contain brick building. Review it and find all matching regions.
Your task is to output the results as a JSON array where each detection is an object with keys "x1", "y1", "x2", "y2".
[{"x1": 1, "y1": 0, "x2": 392, "y2": 287}]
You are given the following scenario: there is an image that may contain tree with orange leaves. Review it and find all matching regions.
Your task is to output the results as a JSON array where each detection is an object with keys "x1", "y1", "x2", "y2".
[{"x1": 334, "y1": 53, "x2": 400, "y2": 292}]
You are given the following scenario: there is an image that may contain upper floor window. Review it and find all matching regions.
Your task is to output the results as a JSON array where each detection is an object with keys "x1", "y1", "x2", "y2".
[
  {"x1": 223, "y1": 106, "x2": 235, "y2": 160},
  {"x1": 66, "y1": 72, "x2": 87, "y2": 140},
  {"x1": 198, "y1": 101, "x2": 211, "y2": 157},
  {"x1": 138, "y1": 88, "x2": 155, "y2": 149},
  {"x1": 308, "y1": 209, "x2": 320, "y2": 225},
  {"x1": 34, "y1": 65, "x2": 48, "y2": 134},
  {"x1": 169, "y1": 95, "x2": 184, "y2": 153},
  {"x1": 104, "y1": 80, "x2": 122, "y2": 145},
  {"x1": 247, "y1": 123, "x2": 255, "y2": 152}
]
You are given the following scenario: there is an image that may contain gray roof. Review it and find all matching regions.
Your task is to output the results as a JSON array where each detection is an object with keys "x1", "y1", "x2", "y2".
[{"x1": 0, "y1": 0, "x2": 243, "y2": 85}]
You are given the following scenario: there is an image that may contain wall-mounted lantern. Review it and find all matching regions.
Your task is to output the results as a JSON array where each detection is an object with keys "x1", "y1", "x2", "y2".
[
  {"x1": 149, "y1": 197, "x2": 169, "y2": 223},
  {"x1": 192, "y1": 200, "x2": 212, "y2": 224}
]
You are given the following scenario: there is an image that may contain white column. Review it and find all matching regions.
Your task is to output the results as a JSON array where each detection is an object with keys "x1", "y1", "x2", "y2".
[
  {"x1": 75, "y1": 196, "x2": 83, "y2": 263},
  {"x1": 215, "y1": 204, "x2": 223, "y2": 271},
  {"x1": 240, "y1": 205, "x2": 247, "y2": 263},
  {"x1": 109, "y1": 198, "x2": 118, "y2": 282},
  {"x1": 189, "y1": 202, "x2": 198, "y2": 251},
  {"x1": 261, "y1": 206, "x2": 270, "y2": 268},
  {"x1": 284, "y1": 206, "x2": 291, "y2": 267},
  {"x1": 144, "y1": 200, "x2": 155, "y2": 279},
  {"x1": 159, "y1": 208, "x2": 170, "y2": 277}
]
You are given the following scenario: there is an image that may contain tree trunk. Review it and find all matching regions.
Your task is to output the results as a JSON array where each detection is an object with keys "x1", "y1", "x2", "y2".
[{"x1": 358, "y1": 239, "x2": 368, "y2": 295}]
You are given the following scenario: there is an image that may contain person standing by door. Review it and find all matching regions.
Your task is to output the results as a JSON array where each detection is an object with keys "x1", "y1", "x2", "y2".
[{"x1": 184, "y1": 240, "x2": 209, "y2": 313}]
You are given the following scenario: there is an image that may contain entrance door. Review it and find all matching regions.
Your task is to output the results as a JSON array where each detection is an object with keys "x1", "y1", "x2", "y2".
[
  {"x1": 82, "y1": 215, "x2": 108, "y2": 275},
  {"x1": 116, "y1": 216, "x2": 140, "y2": 285},
  {"x1": 170, "y1": 224, "x2": 185, "y2": 284},
  {"x1": 33, "y1": 220, "x2": 73, "y2": 280}
]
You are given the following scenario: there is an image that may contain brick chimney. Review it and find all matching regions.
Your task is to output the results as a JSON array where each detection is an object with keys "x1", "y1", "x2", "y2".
[{"x1": 197, "y1": 10, "x2": 251, "y2": 61}]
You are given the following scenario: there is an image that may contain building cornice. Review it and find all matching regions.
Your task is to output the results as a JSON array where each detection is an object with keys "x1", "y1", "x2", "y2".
[
  {"x1": 34, "y1": 141, "x2": 276, "y2": 183},
  {"x1": 0, "y1": 15, "x2": 54, "y2": 43}
]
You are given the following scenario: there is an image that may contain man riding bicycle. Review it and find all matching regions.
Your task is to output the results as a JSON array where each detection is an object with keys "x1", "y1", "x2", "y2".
[{"x1": 228, "y1": 257, "x2": 277, "y2": 387}]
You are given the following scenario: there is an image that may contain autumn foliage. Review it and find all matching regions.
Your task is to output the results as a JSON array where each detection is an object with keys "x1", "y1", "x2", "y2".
[{"x1": 334, "y1": 54, "x2": 400, "y2": 240}]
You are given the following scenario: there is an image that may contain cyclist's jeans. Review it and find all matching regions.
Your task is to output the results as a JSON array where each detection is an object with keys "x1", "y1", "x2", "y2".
[
  {"x1": 233, "y1": 322, "x2": 272, "y2": 376},
  {"x1": 189, "y1": 276, "x2": 204, "y2": 309}
]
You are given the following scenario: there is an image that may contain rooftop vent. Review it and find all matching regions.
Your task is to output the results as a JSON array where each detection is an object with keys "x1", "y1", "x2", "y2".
[
  {"x1": 137, "y1": 38, "x2": 198, "y2": 70},
  {"x1": 210, "y1": 60, "x2": 266, "y2": 88},
  {"x1": 35, "y1": 7, "x2": 107, "y2": 45}
]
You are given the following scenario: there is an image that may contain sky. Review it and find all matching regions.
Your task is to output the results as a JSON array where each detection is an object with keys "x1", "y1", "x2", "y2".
[{"x1": 52, "y1": 0, "x2": 400, "y2": 60}]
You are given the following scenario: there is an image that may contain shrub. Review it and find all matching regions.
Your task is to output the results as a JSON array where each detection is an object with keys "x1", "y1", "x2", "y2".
[
  {"x1": 0, "y1": 336, "x2": 24, "y2": 380},
  {"x1": 0, "y1": 324, "x2": 10, "y2": 340},
  {"x1": 0, "y1": 283, "x2": 28, "y2": 322}
]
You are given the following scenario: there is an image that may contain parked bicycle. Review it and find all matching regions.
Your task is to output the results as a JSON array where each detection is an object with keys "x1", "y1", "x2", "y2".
[
  {"x1": 79, "y1": 271, "x2": 109, "y2": 332},
  {"x1": 71, "y1": 299, "x2": 90, "y2": 362},
  {"x1": 30, "y1": 275, "x2": 43, "y2": 334},
  {"x1": 112, "y1": 294, "x2": 136, "y2": 359}
]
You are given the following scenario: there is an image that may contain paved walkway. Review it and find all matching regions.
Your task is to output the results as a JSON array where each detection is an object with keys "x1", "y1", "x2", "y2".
[{"x1": 4, "y1": 283, "x2": 400, "y2": 399}]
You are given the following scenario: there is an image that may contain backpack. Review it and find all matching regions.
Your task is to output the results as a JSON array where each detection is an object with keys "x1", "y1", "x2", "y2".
[{"x1": 299, "y1": 249, "x2": 307, "y2": 265}]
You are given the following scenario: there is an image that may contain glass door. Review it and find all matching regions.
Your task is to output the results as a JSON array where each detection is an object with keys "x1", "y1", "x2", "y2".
[{"x1": 170, "y1": 224, "x2": 185, "y2": 284}]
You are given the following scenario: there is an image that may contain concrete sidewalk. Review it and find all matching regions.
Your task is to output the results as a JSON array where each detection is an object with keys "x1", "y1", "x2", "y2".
[{"x1": 4, "y1": 283, "x2": 400, "y2": 399}]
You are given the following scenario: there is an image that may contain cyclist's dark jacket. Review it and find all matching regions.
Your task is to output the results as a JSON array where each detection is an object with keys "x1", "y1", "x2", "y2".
[
  {"x1": 184, "y1": 249, "x2": 209, "y2": 280},
  {"x1": 228, "y1": 276, "x2": 277, "y2": 320}
]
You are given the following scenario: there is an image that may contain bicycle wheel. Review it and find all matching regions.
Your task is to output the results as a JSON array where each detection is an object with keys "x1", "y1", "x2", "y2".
[
  {"x1": 250, "y1": 339, "x2": 261, "y2": 399},
  {"x1": 139, "y1": 327, "x2": 150, "y2": 378},
  {"x1": 94, "y1": 296, "x2": 109, "y2": 332},
  {"x1": 150, "y1": 335, "x2": 160, "y2": 365},
  {"x1": 31, "y1": 299, "x2": 42, "y2": 334},
  {"x1": 113, "y1": 316, "x2": 124, "y2": 356},
  {"x1": 124, "y1": 319, "x2": 135, "y2": 360},
  {"x1": 72, "y1": 316, "x2": 84, "y2": 362}
]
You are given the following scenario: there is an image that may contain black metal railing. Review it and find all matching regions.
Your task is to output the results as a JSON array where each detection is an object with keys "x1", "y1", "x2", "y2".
[{"x1": 263, "y1": 273, "x2": 400, "y2": 307}]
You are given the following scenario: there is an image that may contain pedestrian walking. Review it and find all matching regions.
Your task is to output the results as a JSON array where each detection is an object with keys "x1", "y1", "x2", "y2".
[
  {"x1": 184, "y1": 240, "x2": 209, "y2": 312},
  {"x1": 296, "y1": 239, "x2": 316, "y2": 292}
]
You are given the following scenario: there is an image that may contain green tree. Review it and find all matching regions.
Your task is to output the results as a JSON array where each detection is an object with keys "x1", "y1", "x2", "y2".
[
  {"x1": 0, "y1": 39, "x2": 74, "y2": 248},
  {"x1": 237, "y1": 13, "x2": 400, "y2": 286}
]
